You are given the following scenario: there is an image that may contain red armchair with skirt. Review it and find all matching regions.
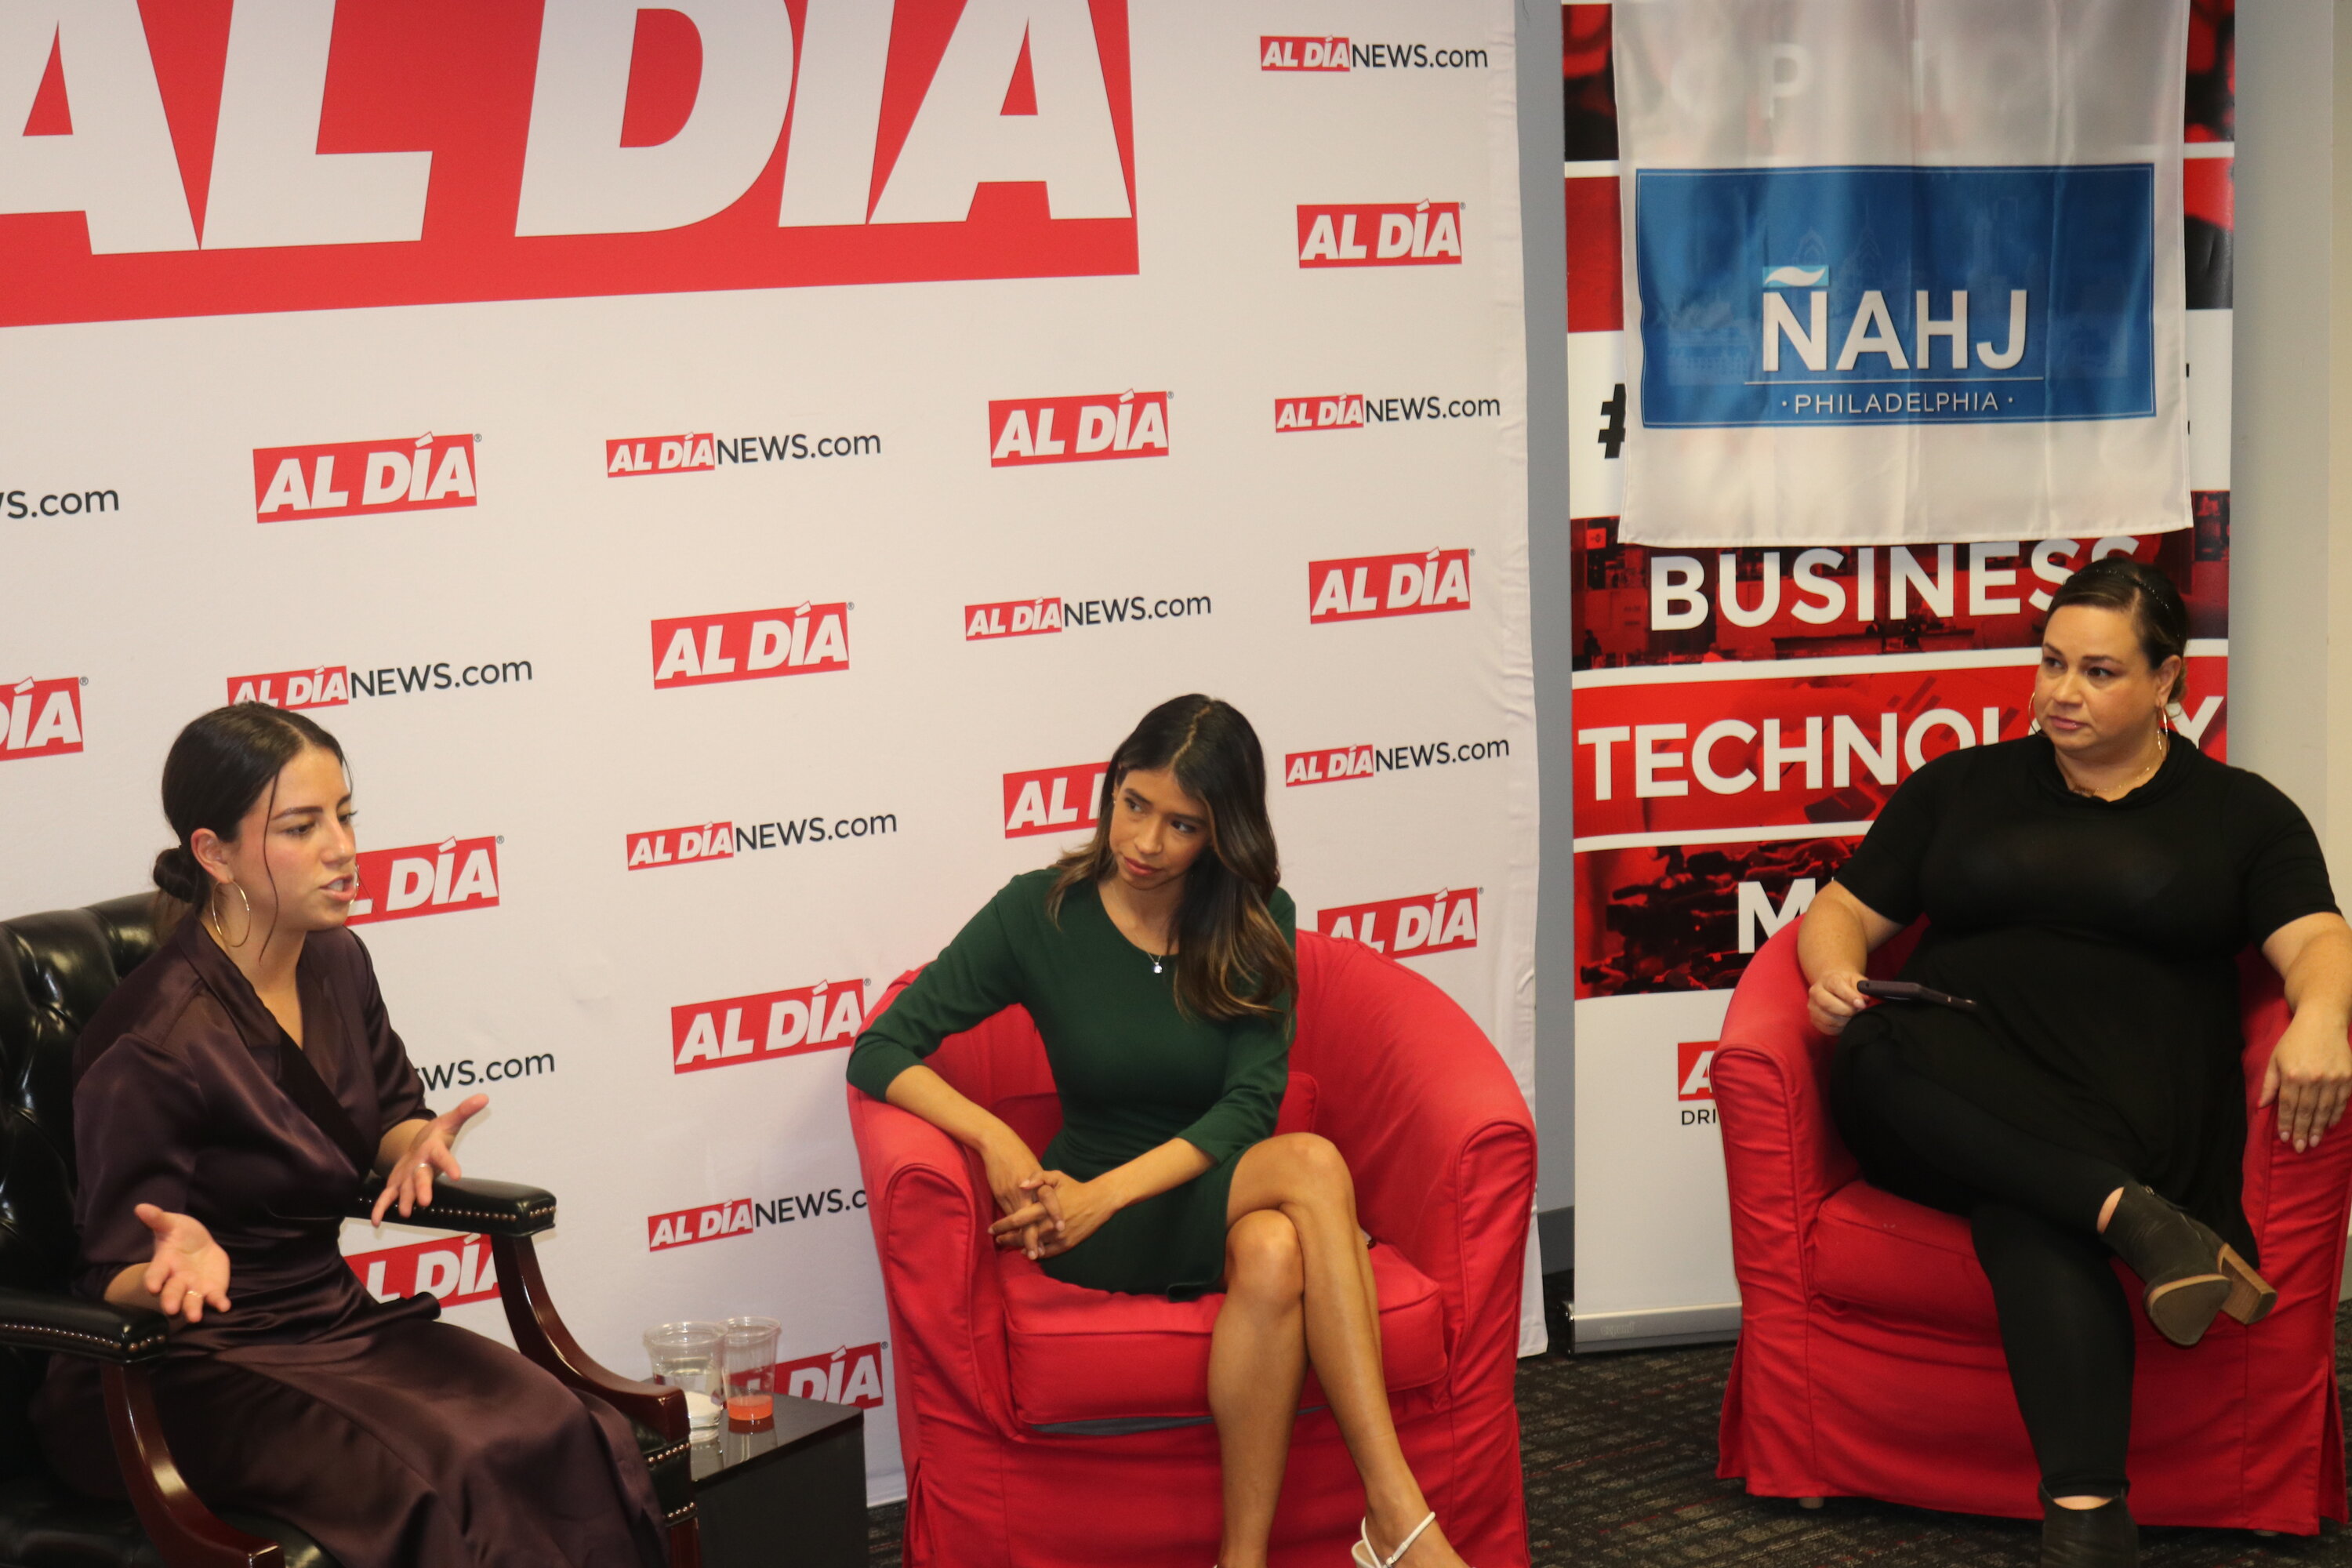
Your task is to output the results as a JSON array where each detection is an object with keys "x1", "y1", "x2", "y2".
[
  {"x1": 845, "y1": 928, "x2": 1537, "y2": 1568},
  {"x1": 1713, "y1": 921, "x2": 2352, "y2": 1534}
]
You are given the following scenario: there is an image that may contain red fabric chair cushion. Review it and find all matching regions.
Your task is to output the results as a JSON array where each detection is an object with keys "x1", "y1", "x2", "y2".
[
  {"x1": 988, "y1": 1065, "x2": 1432, "y2": 1428},
  {"x1": 1810, "y1": 1179, "x2": 2192, "y2": 1352},
  {"x1": 999, "y1": 1240, "x2": 1449, "y2": 1427},
  {"x1": 1809, "y1": 1180, "x2": 1994, "y2": 1328}
]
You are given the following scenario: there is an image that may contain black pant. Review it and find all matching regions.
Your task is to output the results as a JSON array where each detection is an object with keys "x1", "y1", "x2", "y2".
[{"x1": 1832, "y1": 1035, "x2": 2136, "y2": 1499}]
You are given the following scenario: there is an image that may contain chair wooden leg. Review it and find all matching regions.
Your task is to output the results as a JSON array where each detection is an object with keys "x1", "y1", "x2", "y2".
[
  {"x1": 100, "y1": 1363, "x2": 283, "y2": 1568},
  {"x1": 487, "y1": 1234, "x2": 702, "y2": 1566},
  {"x1": 490, "y1": 1232, "x2": 686, "y2": 1439}
]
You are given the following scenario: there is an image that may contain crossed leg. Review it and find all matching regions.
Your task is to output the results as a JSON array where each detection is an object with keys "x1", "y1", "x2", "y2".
[{"x1": 1206, "y1": 1132, "x2": 1468, "y2": 1568}]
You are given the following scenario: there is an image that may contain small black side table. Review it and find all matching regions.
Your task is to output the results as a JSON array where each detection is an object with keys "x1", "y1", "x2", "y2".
[{"x1": 689, "y1": 1396, "x2": 866, "y2": 1568}]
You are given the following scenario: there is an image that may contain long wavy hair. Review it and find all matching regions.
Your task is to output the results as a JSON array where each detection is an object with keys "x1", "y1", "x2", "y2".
[{"x1": 1046, "y1": 695, "x2": 1294, "y2": 1022}]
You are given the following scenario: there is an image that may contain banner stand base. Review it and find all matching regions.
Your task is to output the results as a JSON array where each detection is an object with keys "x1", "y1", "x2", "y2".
[{"x1": 1570, "y1": 1301, "x2": 1740, "y2": 1354}]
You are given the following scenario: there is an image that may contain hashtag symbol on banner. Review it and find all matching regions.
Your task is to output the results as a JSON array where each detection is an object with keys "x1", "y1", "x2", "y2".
[{"x1": 1598, "y1": 384, "x2": 1626, "y2": 459}]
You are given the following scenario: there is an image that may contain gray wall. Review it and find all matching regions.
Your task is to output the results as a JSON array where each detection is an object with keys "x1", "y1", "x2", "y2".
[
  {"x1": 2233, "y1": 4, "x2": 2336, "y2": 828},
  {"x1": 1515, "y1": 0, "x2": 1576, "y2": 1265},
  {"x1": 2231, "y1": 1, "x2": 2352, "y2": 1301}
]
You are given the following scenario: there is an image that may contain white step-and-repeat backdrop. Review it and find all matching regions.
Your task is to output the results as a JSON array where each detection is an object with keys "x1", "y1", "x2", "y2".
[{"x1": 0, "y1": 0, "x2": 1539, "y2": 1501}]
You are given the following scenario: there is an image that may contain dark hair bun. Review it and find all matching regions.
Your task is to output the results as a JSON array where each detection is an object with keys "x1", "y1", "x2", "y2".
[{"x1": 153, "y1": 845, "x2": 207, "y2": 905}]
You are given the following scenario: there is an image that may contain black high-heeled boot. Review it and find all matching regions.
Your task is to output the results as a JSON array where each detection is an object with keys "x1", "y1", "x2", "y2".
[
  {"x1": 2100, "y1": 1183, "x2": 2238, "y2": 1347},
  {"x1": 2040, "y1": 1486, "x2": 2136, "y2": 1567}
]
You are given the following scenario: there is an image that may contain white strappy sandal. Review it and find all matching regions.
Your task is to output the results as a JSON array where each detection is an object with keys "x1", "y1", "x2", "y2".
[{"x1": 1352, "y1": 1512, "x2": 1436, "y2": 1568}]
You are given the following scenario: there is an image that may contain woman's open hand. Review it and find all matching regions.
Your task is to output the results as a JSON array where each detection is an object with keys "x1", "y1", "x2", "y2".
[
  {"x1": 989, "y1": 1171, "x2": 1118, "y2": 1261},
  {"x1": 136, "y1": 1204, "x2": 230, "y2": 1323},
  {"x1": 1806, "y1": 967, "x2": 1873, "y2": 1036},
  {"x1": 2262, "y1": 1009, "x2": 2352, "y2": 1153},
  {"x1": 372, "y1": 1094, "x2": 488, "y2": 1223}
]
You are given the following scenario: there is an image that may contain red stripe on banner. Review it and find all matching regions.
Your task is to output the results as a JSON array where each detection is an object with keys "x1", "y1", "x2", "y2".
[
  {"x1": 2184, "y1": 156, "x2": 2234, "y2": 232},
  {"x1": 1570, "y1": 654, "x2": 2228, "y2": 842},
  {"x1": 1564, "y1": 176, "x2": 1622, "y2": 333}
]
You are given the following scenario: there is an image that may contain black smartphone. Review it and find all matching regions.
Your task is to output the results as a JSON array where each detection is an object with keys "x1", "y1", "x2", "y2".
[{"x1": 1857, "y1": 978, "x2": 1982, "y2": 1014}]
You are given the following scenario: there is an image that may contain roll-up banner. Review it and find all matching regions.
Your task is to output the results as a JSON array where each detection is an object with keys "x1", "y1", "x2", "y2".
[
  {"x1": 1, "y1": 1, "x2": 1541, "y2": 1501},
  {"x1": 1566, "y1": 0, "x2": 2228, "y2": 1346}
]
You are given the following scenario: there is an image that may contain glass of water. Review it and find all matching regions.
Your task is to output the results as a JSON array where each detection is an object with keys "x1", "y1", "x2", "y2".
[{"x1": 644, "y1": 1322, "x2": 725, "y2": 1436}]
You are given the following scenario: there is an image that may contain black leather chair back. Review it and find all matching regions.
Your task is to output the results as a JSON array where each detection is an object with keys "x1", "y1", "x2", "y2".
[{"x1": 0, "y1": 895, "x2": 165, "y2": 1474}]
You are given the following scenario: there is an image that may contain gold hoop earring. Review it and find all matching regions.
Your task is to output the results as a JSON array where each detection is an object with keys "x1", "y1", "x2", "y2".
[{"x1": 212, "y1": 882, "x2": 253, "y2": 948}]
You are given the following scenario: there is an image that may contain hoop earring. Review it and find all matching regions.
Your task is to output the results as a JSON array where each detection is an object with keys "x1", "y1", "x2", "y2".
[{"x1": 212, "y1": 881, "x2": 253, "y2": 948}]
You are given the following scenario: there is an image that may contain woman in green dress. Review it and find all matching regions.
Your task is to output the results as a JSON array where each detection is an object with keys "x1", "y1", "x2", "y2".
[{"x1": 846, "y1": 695, "x2": 1472, "y2": 1568}]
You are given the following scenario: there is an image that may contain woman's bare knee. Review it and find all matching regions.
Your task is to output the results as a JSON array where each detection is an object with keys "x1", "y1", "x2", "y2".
[
  {"x1": 1224, "y1": 1210, "x2": 1303, "y2": 1304},
  {"x1": 1267, "y1": 1133, "x2": 1354, "y2": 1208}
]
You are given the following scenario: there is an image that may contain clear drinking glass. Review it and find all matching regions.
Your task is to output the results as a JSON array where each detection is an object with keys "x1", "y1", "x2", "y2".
[
  {"x1": 644, "y1": 1321, "x2": 725, "y2": 1435},
  {"x1": 720, "y1": 1315, "x2": 782, "y2": 1429}
]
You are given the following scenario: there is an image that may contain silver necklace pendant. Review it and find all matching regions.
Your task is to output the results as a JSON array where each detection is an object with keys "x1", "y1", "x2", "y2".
[{"x1": 1152, "y1": 956, "x2": 1164, "y2": 975}]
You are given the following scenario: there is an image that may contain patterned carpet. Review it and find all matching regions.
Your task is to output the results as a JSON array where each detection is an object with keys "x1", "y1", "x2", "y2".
[{"x1": 862, "y1": 1280, "x2": 2351, "y2": 1566}]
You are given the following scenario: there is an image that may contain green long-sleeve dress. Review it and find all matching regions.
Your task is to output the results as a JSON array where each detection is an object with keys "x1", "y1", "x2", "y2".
[{"x1": 847, "y1": 868, "x2": 1296, "y2": 1300}]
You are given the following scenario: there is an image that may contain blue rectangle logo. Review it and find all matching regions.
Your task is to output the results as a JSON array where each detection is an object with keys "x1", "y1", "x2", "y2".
[{"x1": 1633, "y1": 165, "x2": 2155, "y2": 429}]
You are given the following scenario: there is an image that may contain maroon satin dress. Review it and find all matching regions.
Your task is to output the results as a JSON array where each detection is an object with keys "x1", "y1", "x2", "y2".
[{"x1": 32, "y1": 914, "x2": 665, "y2": 1568}]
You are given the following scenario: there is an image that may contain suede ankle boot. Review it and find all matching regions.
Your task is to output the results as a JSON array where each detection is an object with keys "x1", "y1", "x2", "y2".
[
  {"x1": 2040, "y1": 1486, "x2": 2136, "y2": 1568},
  {"x1": 2100, "y1": 1182, "x2": 2234, "y2": 1347}
]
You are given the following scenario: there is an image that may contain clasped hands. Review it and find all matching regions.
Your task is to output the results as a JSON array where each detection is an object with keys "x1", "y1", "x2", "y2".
[{"x1": 980, "y1": 1131, "x2": 1114, "y2": 1261}]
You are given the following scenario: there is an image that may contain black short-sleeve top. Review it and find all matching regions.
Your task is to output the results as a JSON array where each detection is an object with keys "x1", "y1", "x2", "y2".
[
  {"x1": 1831, "y1": 732, "x2": 2337, "y2": 1255},
  {"x1": 1838, "y1": 733, "x2": 2334, "y2": 958}
]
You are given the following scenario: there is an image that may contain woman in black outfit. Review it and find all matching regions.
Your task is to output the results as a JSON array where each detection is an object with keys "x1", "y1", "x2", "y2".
[{"x1": 1800, "y1": 558, "x2": 2352, "y2": 1568}]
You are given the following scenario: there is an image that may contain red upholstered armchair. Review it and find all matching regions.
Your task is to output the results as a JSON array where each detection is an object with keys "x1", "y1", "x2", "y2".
[
  {"x1": 1713, "y1": 923, "x2": 2352, "y2": 1534},
  {"x1": 846, "y1": 930, "x2": 1536, "y2": 1568}
]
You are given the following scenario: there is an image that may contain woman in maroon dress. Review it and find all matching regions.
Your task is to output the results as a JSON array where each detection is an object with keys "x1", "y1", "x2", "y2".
[{"x1": 33, "y1": 705, "x2": 665, "y2": 1568}]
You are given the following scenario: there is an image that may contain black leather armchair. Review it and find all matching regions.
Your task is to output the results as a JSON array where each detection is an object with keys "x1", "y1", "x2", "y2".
[{"x1": 0, "y1": 895, "x2": 702, "y2": 1567}]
